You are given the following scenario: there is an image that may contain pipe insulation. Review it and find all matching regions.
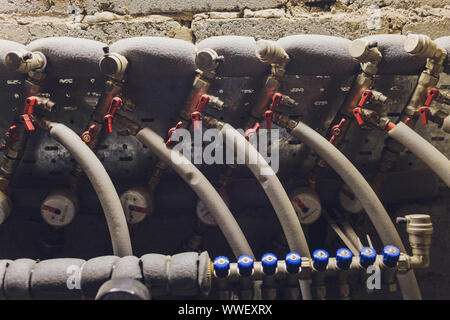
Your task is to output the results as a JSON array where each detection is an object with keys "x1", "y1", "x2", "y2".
[
  {"x1": 289, "y1": 121, "x2": 421, "y2": 300},
  {"x1": 0, "y1": 251, "x2": 211, "y2": 300},
  {"x1": 48, "y1": 122, "x2": 132, "y2": 257},
  {"x1": 26, "y1": 37, "x2": 106, "y2": 78},
  {"x1": 197, "y1": 36, "x2": 269, "y2": 77},
  {"x1": 277, "y1": 35, "x2": 359, "y2": 75},
  {"x1": 218, "y1": 123, "x2": 312, "y2": 299},
  {"x1": 110, "y1": 37, "x2": 196, "y2": 78},
  {"x1": 388, "y1": 122, "x2": 450, "y2": 187},
  {"x1": 361, "y1": 35, "x2": 426, "y2": 75},
  {"x1": 135, "y1": 127, "x2": 254, "y2": 259}
]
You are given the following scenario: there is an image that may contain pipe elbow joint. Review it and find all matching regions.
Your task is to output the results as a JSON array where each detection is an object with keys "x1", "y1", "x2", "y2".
[
  {"x1": 5, "y1": 49, "x2": 47, "y2": 74},
  {"x1": 99, "y1": 49, "x2": 128, "y2": 80},
  {"x1": 255, "y1": 39, "x2": 290, "y2": 69}
]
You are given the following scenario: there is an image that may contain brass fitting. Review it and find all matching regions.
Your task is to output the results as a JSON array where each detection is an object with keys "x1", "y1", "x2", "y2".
[
  {"x1": 255, "y1": 39, "x2": 290, "y2": 70},
  {"x1": 5, "y1": 49, "x2": 47, "y2": 74},
  {"x1": 404, "y1": 33, "x2": 447, "y2": 67},
  {"x1": 271, "y1": 112, "x2": 298, "y2": 131},
  {"x1": 99, "y1": 47, "x2": 128, "y2": 81},
  {"x1": 195, "y1": 48, "x2": 223, "y2": 76},
  {"x1": 397, "y1": 214, "x2": 433, "y2": 269},
  {"x1": 348, "y1": 39, "x2": 382, "y2": 75}
]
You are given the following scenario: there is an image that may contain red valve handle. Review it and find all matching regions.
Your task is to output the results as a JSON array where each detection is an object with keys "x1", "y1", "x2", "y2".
[
  {"x1": 358, "y1": 90, "x2": 373, "y2": 107},
  {"x1": 270, "y1": 93, "x2": 283, "y2": 111},
  {"x1": 20, "y1": 114, "x2": 35, "y2": 132},
  {"x1": 264, "y1": 110, "x2": 273, "y2": 129},
  {"x1": 191, "y1": 95, "x2": 210, "y2": 130},
  {"x1": 418, "y1": 106, "x2": 430, "y2": 125},
  {"x1": 245, "y1": 122, "x2": 260, "y2": 141},
  {"x1": 329, "y1": 118, "x2": 346, "y2": 144},
  {"x1": 166, "y1": 121, "x2": 183, "y2": 146},
  {"x1": 20, "y1": 96, "x2": 39, "y2": 132},
  {"x1": 104, "y1": 97, "x2": 122, "y2": 134},
  {"x1": 424, "y1": 88, "x2": 439, "y2": 106},
  {"x1": 353, "y1": 107, "x2": 365, "y2": 125},
  {"x1": 1, "y1": 125, "x2": 17, "y2": 151},
  {"x1": 264, "y1": 93, "x2": 283, "y2": 130},
  {"x1": 82, "y1": 124, "x2": 96, "y2": 144},
  {"x1": 191, "y1": 112, "x2": 201, "y2": 131},
  {"x1": 24, "y1": 96, "x2": 38, "y2": 114}
]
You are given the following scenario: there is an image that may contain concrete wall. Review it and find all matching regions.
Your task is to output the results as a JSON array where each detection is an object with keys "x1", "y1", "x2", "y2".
[{"x1": 0, "y1": 0, "x2": 448, "y2": 44}]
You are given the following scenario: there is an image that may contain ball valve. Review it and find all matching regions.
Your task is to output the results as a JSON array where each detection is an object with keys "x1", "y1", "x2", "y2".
[
  {"x1": 290, "y1": 188, "x2": 322, "y2": 224},
  {"x1": 119, "y1": 187, "x2": 153, "y2": 225},
  {"x1": 40, "y1": 190, "x2": 79, "y2": 227}
]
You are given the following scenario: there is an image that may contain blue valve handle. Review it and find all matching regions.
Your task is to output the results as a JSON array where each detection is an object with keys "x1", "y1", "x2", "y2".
[
  {"x1": 312, "y1": 249, "x2": 329, "y2": 271},
  {"x1": 285, "y1": 252, "x2": 302, "y2": 274},
  {"x1": 382, "y1": 245, "x2": 400, "y2": 268},
  {"x1": 261, "y1": 253, "x2": 278, "y2": 276},
  {"x1": 336, "y1": 248, "x2": 353, "y2": 270},
  {"x1": 237, "y1": 255, "x2": 254, "y2": 277},
  {"x1": 359, "y1": 247, "x2": 377, "y2": 268},
  {"x1": 213, "y1": 256, "x2": 230, "y2": 278}
]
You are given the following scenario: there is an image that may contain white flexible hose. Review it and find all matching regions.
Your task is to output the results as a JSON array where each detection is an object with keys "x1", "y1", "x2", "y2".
[
  {"x1": 48, "y1": 123, "x2": 132, "y2": 257},
  {"x1": 136, "y1": 127, "x2": 254, "y2": 259},
  {"x1": 388, "y1": 122, "x2": 450, "y2": 187},
  {"x1": 219, "y1": 124, "x2": 312, "y2": 300},
  {"x1": 290, "y1": 121, "x2": 422, "y2": 300}
]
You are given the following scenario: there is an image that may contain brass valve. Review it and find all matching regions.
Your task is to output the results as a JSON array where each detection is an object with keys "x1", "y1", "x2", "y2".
[{"x1": 5, "y1": 49, "x2": 47, "y2": 74}]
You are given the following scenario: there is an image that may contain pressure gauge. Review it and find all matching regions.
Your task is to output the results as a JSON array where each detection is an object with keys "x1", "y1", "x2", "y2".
[
  {"x1": 0, "y1": 191, "x2": 11, "y2": 225},
  {"x1": 120, "y1": 187, "x2": 153, "y2": 225},
  {"x1": 339, "y1": 184, "x2": 363, "y2": 214},
  {"x1": 41, "y1": 190, "x2": 78, "y2": 227},
  {"x1": 290, "y1": 188, "x2": 322, "y2": 224},
  {"x1": 196, "y1": 190, "x2": 229, "y2": 227}
]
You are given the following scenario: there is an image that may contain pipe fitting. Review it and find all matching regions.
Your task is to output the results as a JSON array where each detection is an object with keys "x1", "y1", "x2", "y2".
[
  {"x1": 255, "y1": 39, "x2": 290, "y2": 68},
  {"x1": 5, "y1": 49, "x2": 47, "y2": 74},
  {"x1": 99, "y1": 50, "x2": 128, "y2": 80},
  {"x1": 401, "y1": 214, "x2": 433, "y2": 269},
  {"x1": 348, "y1": 39, "x2": 382, "y2": 75},
  {"x1": 404, "y1": 34, "x2": 447, "y2": 65},
  {"x1": 195, "y1": 48, "x2": 223, "y2": 73}
]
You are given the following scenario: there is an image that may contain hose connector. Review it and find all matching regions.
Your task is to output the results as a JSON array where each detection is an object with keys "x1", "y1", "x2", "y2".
[
  {"x1": 99, "y1": 47, "x2": 128, "y2": 80},
  {"x1": 255, "y1": 39, "x2": 290, "y2": 69},
  {"x1": 5, "y1": 49, "x2": 47, "y2": 74}
]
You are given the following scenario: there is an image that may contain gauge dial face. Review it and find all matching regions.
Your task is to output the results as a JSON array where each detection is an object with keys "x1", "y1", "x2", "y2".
[
  {"x1": 291, "y1": 191, "x2": 322, "y2": 224},
  {"x1": 41, "y1": 193, "x2": 77, "y2": 227},
  {"x1": 196, "y1": 189, "x2": 230, "y2": 227},
  {"x1": 120, "y1": 188, "x2": 152, "y2": 224},
  {"x1": 339, "y1": 185, "x2": 363, "y2": 214}
]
